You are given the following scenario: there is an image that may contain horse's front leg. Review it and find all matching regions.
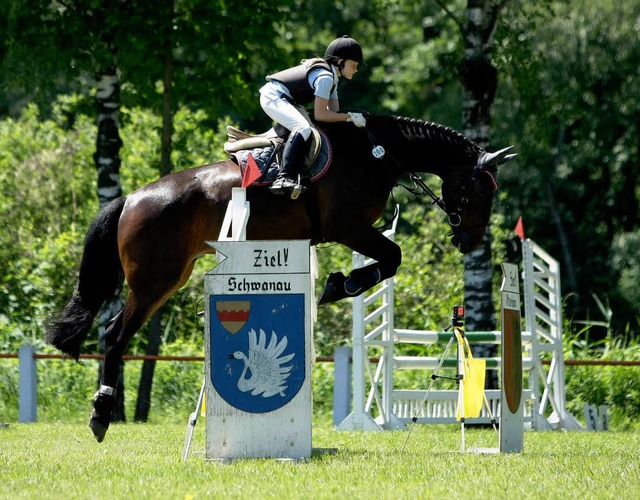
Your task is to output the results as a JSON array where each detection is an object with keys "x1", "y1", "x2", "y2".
[{"x1": 318, "y1": 227, "x2": 402, "y2": 304}]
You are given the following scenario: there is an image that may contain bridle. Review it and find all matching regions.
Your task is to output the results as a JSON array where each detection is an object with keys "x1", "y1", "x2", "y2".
[
  {"x1": 366, "y1": 128, "x2": 494, "y2": 228},
  {"x1": 401, "y1": 173, "x2": 460, "y2": 225}
]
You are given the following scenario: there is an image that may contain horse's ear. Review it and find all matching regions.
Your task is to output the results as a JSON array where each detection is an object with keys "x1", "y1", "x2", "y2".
[{"x1": 477, "y1": 146, "x2": 517, "y2": 169}]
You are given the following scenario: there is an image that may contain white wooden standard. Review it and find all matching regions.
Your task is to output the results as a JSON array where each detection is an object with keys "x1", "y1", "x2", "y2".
[
  {"x1": 522, "y1": 239, "x2": 582, "y2": 430},
  {"x1": 219, "y1": 187, "x2": 250, "y2": 242},
  {"x1": 499, "y1": 262, "x2": 524, "y2": 452},
  {"x1": 344, "y1": 230, "x2": 581, "y2": 430},
  {"x1": 336, "y1": 212, "x2": 400, "y2": 431},
  {"x1": 204, "y1": 239, "x2": 312, "y2": 460}
]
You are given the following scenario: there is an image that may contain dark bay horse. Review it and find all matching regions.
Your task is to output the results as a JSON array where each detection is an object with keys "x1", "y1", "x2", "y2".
[{"x1": 46, "y1": 114, "x2": 514, "y2": 442}]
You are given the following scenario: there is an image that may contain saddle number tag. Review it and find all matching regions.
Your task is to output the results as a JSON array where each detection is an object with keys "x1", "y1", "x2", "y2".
[{"x1": 372, "y1": 145, "x2": 386, "y2": 159}]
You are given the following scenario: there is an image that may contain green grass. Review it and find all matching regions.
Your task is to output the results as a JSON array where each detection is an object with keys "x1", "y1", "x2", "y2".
[{"x1": 1, "y1": 419, "x2": 639, "y2": 499}]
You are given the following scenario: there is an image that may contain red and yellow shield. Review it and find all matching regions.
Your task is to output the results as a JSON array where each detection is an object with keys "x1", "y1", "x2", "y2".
[{"x1": 215, "y1": 300, "x2": 251, "y2": 334}]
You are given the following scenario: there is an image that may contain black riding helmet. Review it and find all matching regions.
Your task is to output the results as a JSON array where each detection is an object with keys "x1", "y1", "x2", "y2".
[{"x1": 324, "y1": 36, "x2": 364, "y2": 65}]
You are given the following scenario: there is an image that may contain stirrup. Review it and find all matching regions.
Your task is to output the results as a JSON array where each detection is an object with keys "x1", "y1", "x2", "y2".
[{"x1": 290, "y1": 175, "x2": 306, "y2": 200}]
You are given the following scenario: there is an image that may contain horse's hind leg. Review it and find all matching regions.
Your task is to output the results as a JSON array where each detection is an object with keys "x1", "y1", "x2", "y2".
[
  {"x1": 90, "y1": 310, "x2": 124, "y2": 442},
  {"x1": 89, "y1": 256, "x2": 199, "y2": 442},
  {"x1": 89, "y1": 296, "x2": 158, "y2": 442}
]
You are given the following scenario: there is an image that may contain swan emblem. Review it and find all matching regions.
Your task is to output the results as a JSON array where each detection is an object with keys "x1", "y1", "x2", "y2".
[{"x1": 232, "y1": 328, "x2": 294, "y2": 397}]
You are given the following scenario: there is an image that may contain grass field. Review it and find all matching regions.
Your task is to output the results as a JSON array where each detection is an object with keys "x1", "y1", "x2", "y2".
[{"x1": 1, "y1": 418, "x2": 639, "y2": 499}]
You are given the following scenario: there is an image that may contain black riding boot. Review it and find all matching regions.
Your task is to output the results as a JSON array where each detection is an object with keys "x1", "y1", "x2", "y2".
[{"x1": 270, "y1": 132, "x2": 309, "y2": 198}]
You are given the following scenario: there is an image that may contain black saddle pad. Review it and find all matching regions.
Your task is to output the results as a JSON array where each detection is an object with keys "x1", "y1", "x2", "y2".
[{"x1": 232, "y1": 129, "x2": 332, "y2": 186}]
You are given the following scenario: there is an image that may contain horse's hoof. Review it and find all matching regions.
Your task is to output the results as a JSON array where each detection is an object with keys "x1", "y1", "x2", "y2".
[
  {"x1": 318, "y1": 272, "x2": 348, "y2": 305},
  {"x1": 90, "y1": 390, "x2": 113, "y2": 443},
  {"x1": 89, "y1": 415, "x2": 108, "y2": 443}
]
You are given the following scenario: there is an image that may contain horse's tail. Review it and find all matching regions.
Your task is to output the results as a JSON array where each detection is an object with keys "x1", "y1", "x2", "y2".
[{"x1": 45, "y1": 196, "x2": 127, "y2": 360}]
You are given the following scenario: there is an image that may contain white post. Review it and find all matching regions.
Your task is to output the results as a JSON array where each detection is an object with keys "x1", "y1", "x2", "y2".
[
  {"x1": 351, "y1": 264, "x2": 367, "y2": 429},
  {"x1": 380, "y1": 275, "x2": 405, "y2": 429},
  {"x1": 219, "y1": 188, "x2": 250, "y2": 242},
  {"x1": 231, "y1": 188, "x2": 249, "y2": 241},
  {"x1": 522, "y1": 239, "x2": 582, "y2": 430},
  {"x1": 333, "y1": 346, "x2": 352, "y2": 426},
  {"x1": 375, "y1": 215, "x2": 403, "y2": 430}
]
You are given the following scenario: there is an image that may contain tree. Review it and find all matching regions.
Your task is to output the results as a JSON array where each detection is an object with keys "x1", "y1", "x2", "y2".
[
  {"x1": 431, "y1": 0, "x2": 507, "y2": 384},
  {"x1": 494, "y1": 0, "x2": 640, "y2": 334},
  {"x1": 0, "y1": 0, "x2": 128, "y2": 418},
  {"x1": 123, "y1": 0, "x2": 297, "y2": 421},
  {"x1": 131, "y1": 0, "x2": 176, "y2": 424},
  {"x1": 94, "y1": 66, "x2": 126, "y2": 421}
]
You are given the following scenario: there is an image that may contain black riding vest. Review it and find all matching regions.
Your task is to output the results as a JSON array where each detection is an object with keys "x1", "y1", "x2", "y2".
[{"x1": 266, "y1": 58, "x2": 335, "y2": 105}]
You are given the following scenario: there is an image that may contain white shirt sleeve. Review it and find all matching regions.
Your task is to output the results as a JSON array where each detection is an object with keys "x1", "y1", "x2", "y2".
[{"x1": 308, "y1": 68, "x2": 338, "y2": 100}]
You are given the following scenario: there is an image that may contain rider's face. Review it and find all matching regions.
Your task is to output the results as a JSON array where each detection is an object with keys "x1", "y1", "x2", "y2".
[{"x1": 340, "y1": 59, "x2": 359, "y2": 80}]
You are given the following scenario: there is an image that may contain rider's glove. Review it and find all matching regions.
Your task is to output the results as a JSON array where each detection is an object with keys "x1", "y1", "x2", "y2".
[{"x1": 347, "y1": 112, "x2": 367, "y2": 128}]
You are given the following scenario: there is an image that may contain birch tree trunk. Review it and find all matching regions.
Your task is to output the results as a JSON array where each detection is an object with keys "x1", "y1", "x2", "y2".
[
  {"x1": 134, "y1": 8, "x2": 175, "y2": 422},
  {"x1": 95, "y1": 68, "x2": 126, "y2": 421},
  {"x1": 461, "y1": 0, "x2": 502, "y2": 388}
]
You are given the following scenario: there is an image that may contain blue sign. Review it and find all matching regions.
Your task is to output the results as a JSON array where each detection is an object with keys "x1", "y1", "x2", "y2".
[{"x1": 209, "y1": 293, "x2": 306, "y2": 413}]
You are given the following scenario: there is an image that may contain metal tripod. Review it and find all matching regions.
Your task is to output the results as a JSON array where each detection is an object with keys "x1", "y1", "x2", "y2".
[{"x1": 401, "y1": 306, "x2": 497, "y2": 452}]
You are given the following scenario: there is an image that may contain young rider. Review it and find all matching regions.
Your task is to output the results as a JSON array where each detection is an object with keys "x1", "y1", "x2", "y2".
[{"x1": 259, "y1": 35, "x2": 367, "y2": 197}]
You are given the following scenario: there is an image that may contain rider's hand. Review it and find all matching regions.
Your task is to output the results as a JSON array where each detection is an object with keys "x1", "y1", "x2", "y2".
[{"x1": 347, "y1": 112, "x2": 367, "y2": 128}]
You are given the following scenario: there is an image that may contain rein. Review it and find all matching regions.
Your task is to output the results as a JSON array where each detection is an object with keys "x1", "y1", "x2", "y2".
[{"x1": 403, "y1": 173, "x2": 450, "y2": 215}]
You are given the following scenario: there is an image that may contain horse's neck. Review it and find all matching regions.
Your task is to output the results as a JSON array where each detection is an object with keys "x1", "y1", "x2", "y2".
[
  {"x1": 403, "y1": 144, "x2": 470, "y2": 179},
  {"x1": 371, "y1": 116, "x2": 481, "y2": 179}
]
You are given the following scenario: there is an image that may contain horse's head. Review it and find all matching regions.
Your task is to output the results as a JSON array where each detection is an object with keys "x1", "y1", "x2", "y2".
[
  {"x1": 441, "y1": 147, "x2": 516, "y2": 254},
  {"x1": 361, "y1": 116, "x2": 516, "y2": 253}
]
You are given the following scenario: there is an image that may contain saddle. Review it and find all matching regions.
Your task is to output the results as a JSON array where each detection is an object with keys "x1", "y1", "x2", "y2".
[{"x1": 224, "y1": 125, "x2": 332, "y2": 187}]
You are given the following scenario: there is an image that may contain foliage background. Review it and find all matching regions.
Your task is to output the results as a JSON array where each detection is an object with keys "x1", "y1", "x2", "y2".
[{"x1": 1, "y1": 0, "x2": 639, "y2": 424}]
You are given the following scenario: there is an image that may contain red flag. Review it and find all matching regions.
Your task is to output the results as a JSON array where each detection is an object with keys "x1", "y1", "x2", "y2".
[
  {"x1": 241, "y1": 153, "x2": 262, "y2": 188},
  {"x1": 514, "y1": 216, "x2": 525, "y2": 240}
]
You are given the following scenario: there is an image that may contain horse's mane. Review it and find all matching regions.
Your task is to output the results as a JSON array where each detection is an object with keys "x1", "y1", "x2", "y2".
[{"x1": 374, "y1": 115, "x2": 483, "y2": 160}]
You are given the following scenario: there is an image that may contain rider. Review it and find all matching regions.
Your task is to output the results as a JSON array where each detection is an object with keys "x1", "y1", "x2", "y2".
[{"x1": 259, "y1": 35, "x2": 367, "y2": 197}]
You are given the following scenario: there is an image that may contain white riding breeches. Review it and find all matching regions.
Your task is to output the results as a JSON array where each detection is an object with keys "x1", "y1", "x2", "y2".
[{"x1": 260, "y1": 84, "x2": 313, "y2": 141}]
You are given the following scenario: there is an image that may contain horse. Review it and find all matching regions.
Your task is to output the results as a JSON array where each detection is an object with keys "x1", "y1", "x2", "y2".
[{"x1": 45, "y1": 114, "x2": 515, "y2": 442}]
